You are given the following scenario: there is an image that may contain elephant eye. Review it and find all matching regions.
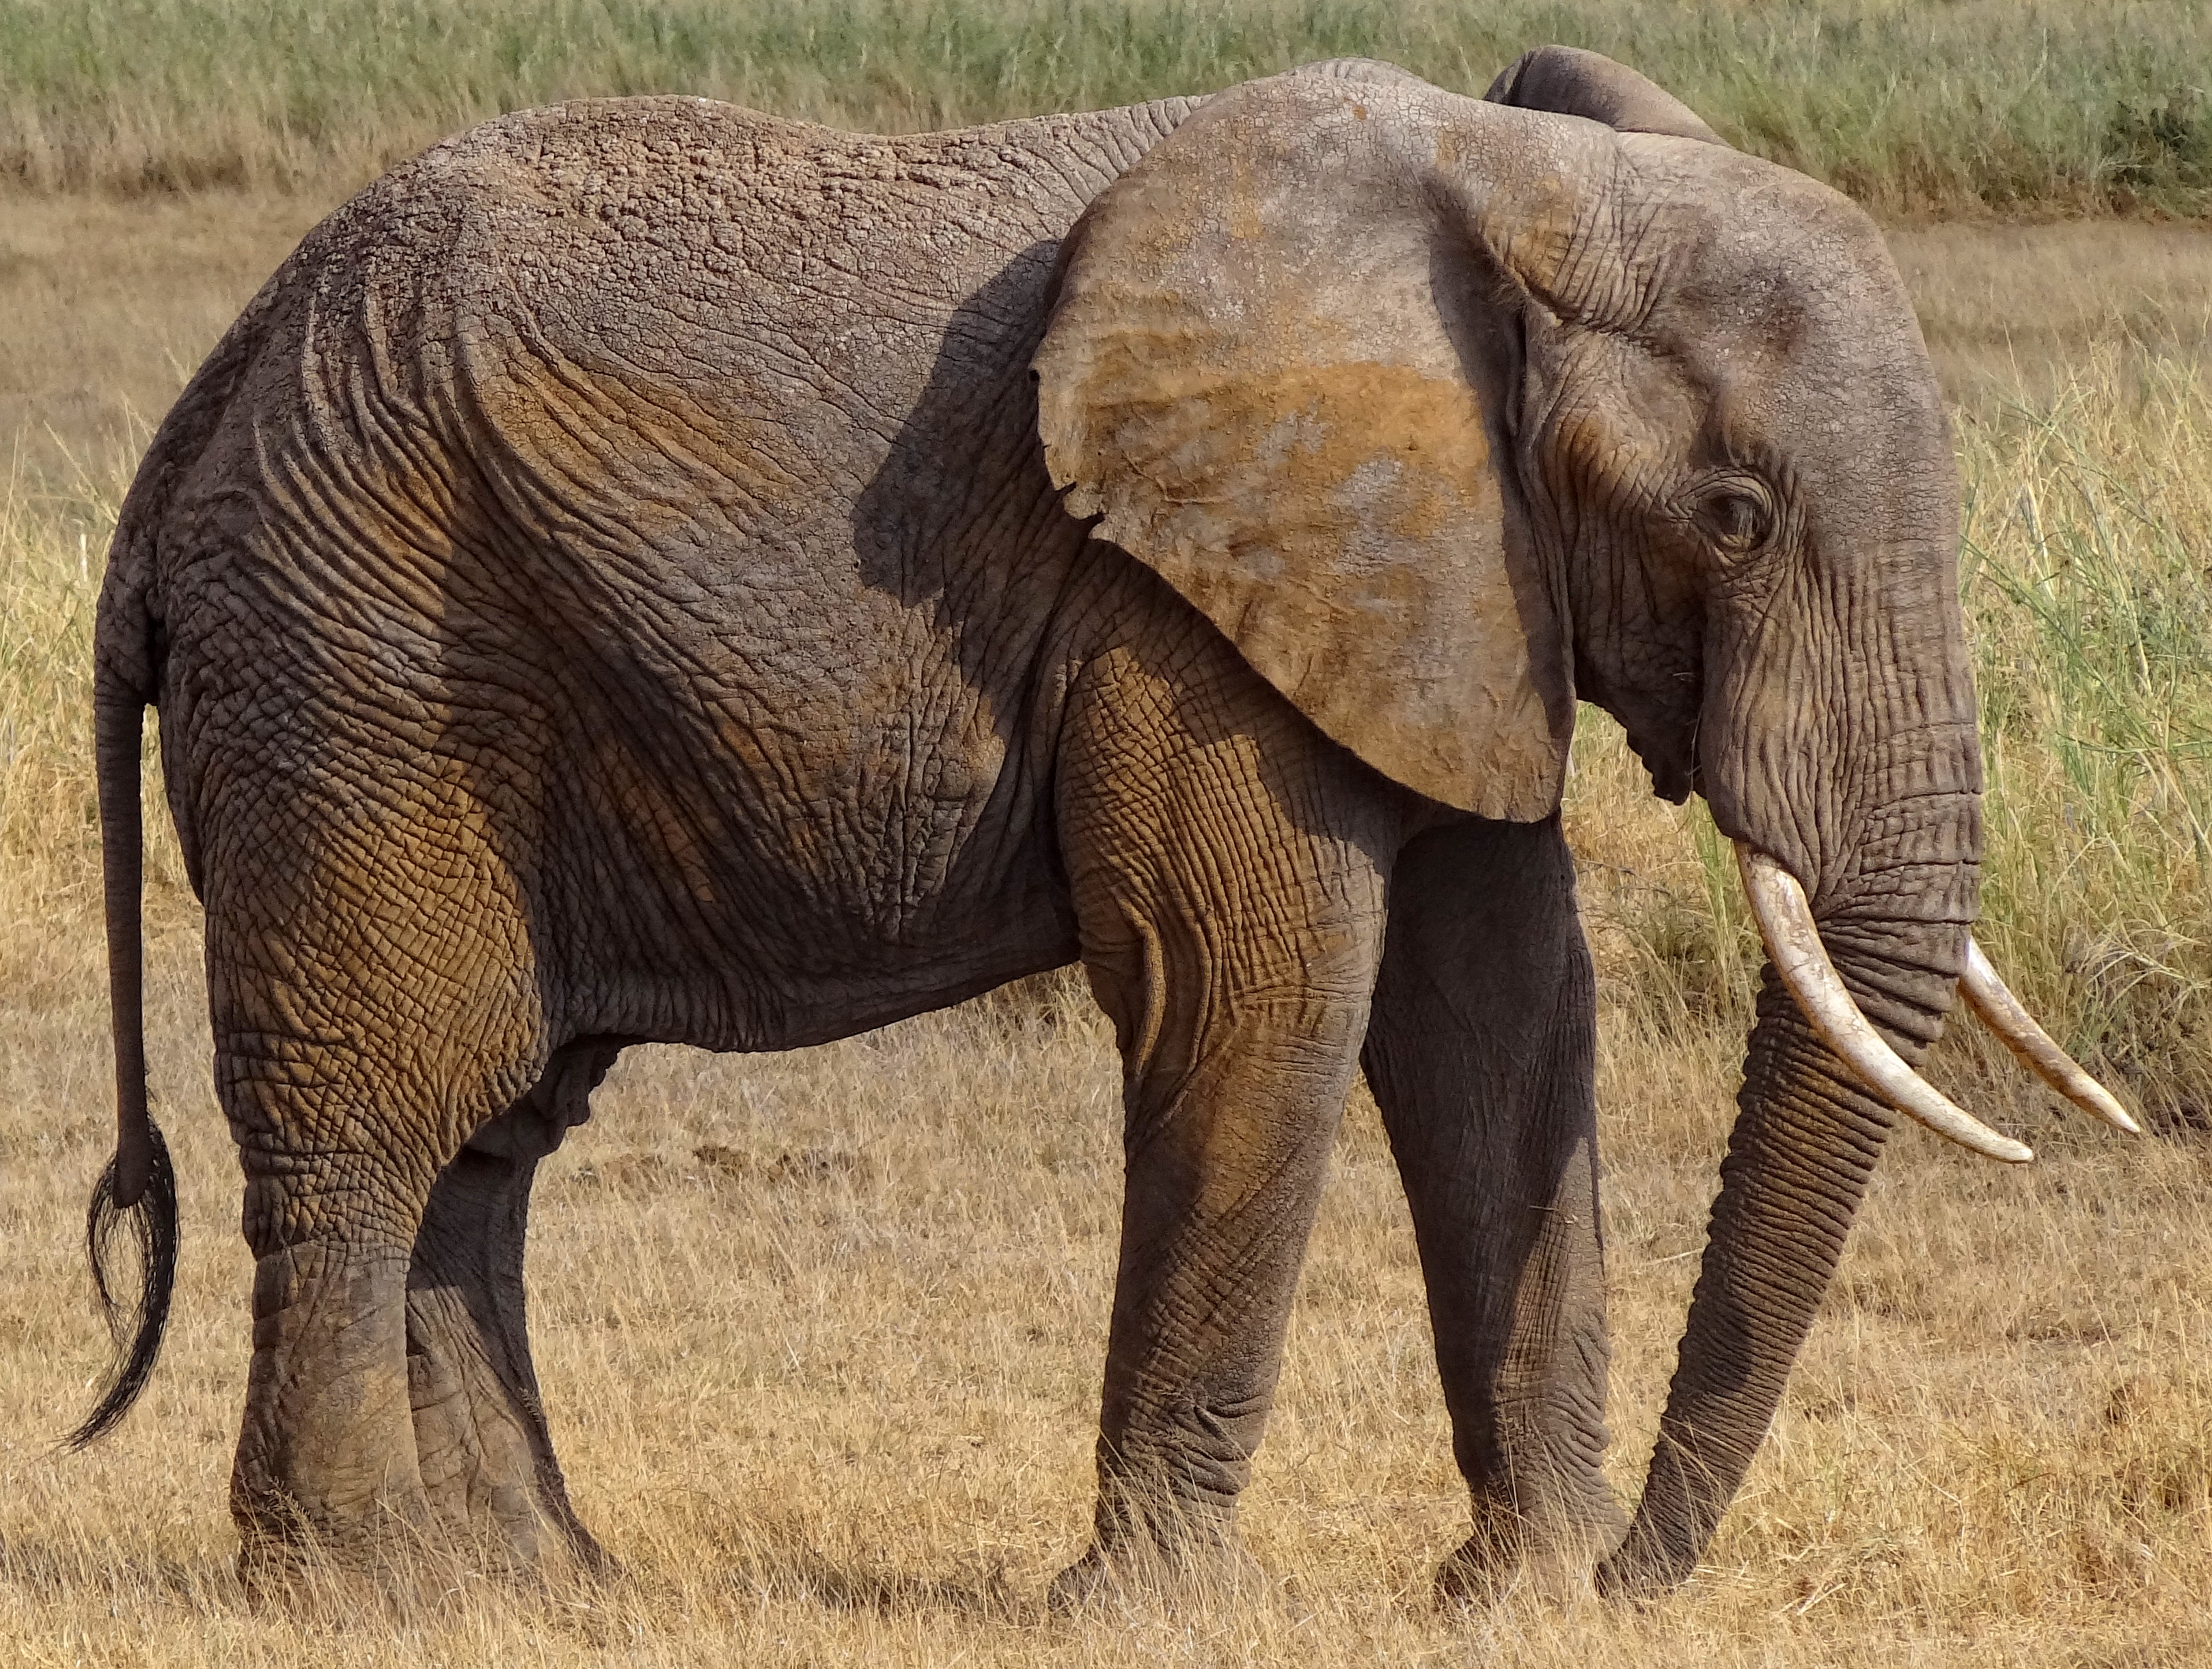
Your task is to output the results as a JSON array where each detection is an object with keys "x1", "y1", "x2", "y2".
[{"x1": 1691, "y1": 478, "x2": 1776, "y2": 556}]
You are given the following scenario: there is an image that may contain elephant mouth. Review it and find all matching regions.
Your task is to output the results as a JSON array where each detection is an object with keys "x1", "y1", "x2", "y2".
[{"x1": 1734, "y1": 844, "x2": 2140, "y2": 1160}]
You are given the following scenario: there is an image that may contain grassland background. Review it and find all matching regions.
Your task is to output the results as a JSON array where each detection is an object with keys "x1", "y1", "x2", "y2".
[
  {"x1": 3, "y1": 5, "x2": 2212, "y2": 1664},
  {"x1": 0, "y1": 0, "x2": 2209, "y2": 218}
]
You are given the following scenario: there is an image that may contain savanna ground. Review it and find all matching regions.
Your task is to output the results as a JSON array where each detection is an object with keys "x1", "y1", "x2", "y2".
[{"x1": 2, "y1": 3, "x2": 2211, "y2": 1664}]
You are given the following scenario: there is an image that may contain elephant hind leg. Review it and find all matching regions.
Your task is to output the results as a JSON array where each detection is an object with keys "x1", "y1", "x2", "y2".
[
  {"x1": 406, "y1": 1038, "x2": 622, "y2": 1580},
  {"x1": 212, "y1": 831, "x2": 556, "y2": 1583}
]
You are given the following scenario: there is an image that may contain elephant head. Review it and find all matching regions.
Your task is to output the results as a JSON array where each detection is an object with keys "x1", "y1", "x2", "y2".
[{"x1": 1034, "y1": 51, "x2": 2128, "y2": 1588}]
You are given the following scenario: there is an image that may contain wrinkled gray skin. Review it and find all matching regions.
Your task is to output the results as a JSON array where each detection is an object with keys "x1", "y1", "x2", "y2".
[{"x1": 90, "y1": 49, "x2": 1976, "y2": 1600}]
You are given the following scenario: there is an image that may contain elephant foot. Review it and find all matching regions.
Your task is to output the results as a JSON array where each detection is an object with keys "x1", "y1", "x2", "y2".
[
  {"x1": 1433, "y1": 1488, "x2": 1627, "y2": 1608},
  {"x1": 231, "y1": 1097, "x2": 609, "y2": 1597},
  {"x1": 230, "y1": 1377, "x2": 609, "y2": 1603},
  {"x1": 1591, "y1": 1521, "x2": 1697, "y2": 1602},
  {"x1": 1433, "y1": 1531, "x2": 1594, "y2": 1608},
  {"x1": 402, "y1": 1137, "x2": 611, "y2": 1586},
  {"x1": 1046, "y1": 1526, "x2": 1269, "y2": 1614},
  {"x1": 230, "y1": 1478, "x2": 451, "y2": 1612},
  {"x1": 230, "y1": 1388, "x2": 607, "y2": 1603},
  {"x1": 233, "y1": 1483, "x2": 607, "y2": 1611},
  {"x1": 405, "y1": 1287, "x2": 612, "y2": 1585},
  {"x1": 230, "y1": 1237, "x2": 444, "y2": 1595}
]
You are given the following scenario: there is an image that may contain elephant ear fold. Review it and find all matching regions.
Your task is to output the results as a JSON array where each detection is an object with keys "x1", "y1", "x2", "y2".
[
  {"x1": 1032, "y1": 72, "x2": 1575, "y2": 820},
  {"x1": 1484, "y1": 45, "x2": 1726, "y2": 146}
]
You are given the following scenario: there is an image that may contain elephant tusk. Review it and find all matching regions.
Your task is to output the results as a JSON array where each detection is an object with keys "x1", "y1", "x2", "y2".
[
  {"x1": 1735, "y1": 844, "x2": 2034, "y2": 1164},
  {"x1": 1958, "y1": 937, "x2": 2141, "y2": 1134}
]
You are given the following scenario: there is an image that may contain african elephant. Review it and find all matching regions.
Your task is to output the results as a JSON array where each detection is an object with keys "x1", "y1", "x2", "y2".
[{"x1": 77, "y1": 49, "x2": 2128, "y2": 1599}]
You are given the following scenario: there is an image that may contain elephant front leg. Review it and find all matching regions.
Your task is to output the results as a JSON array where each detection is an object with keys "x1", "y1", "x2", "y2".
[
  {"x1": 1054, "y1": 989, "x2": 1371, "y2": 1605},
  {"x1": 405, "y1": 1041, "x2": 619, "y2": 1580},
  {"x1": 1051, "y1": 645, "x2": 1397, "y2": 1605},
  {"x1": 1361, "y1": 815, "x2": 1622, "y2": 1602}
]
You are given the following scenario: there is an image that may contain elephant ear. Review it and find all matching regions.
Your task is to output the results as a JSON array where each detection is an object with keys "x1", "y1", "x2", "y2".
[
  {"x1": 1033, "y1": 70, "x2": 1586, "y2": 820},
  {"x1": 1484, "y1": 44, "x2": 1726, "y2": 146}
]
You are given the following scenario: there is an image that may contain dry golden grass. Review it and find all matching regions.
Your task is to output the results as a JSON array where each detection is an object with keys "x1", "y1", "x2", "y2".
[
  {"x1": 0, "y1": 194, "x2": 320, "y2": 492},
  {"x1": 1, "y1": 199, "x2": 2209, "y2": 1663},
  {"x1": 8, "y1": 963, "x2": 2211, "y2": 1665}
]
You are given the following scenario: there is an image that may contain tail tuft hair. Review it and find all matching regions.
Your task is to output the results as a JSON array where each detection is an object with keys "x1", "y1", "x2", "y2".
[{"x1": 66, "y1": 1115, "x2": 178, "y2": 1450}]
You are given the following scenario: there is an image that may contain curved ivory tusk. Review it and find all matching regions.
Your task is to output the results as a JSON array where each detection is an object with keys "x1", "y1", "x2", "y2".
[
  {"x1": 1959, "y1": 938, "x2": 2141, "y2": 1134},
  {"x1": 1735, "y1": 844, "x2": 2034, "y2": 1164}
]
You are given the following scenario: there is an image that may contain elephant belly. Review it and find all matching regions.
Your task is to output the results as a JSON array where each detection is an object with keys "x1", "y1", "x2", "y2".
[
  {"x1": 161, "y1": 508, "x2": 1089, "y2": 1064},
  {"x1": 536, "y1": 597, "x2": 1086, "y2": 1053}
]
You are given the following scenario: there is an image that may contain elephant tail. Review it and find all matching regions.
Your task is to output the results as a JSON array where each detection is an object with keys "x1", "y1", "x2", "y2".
[
  {"x1": 67, "y1": 651, "x2": 179, "y2": 1449},
  {"x1": 64, "y1": 213, "x2": 302, "y2": 1448}
]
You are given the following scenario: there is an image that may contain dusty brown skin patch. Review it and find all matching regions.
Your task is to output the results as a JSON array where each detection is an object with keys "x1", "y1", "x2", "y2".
[{"x1": 1037, "y1": 80, "x2": 1594, "y2": 820}]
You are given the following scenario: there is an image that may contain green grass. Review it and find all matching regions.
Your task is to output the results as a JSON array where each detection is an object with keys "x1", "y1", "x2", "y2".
[
  {"x1": 1961, "y1": 353, "x2": 2212, "y2": 1126},
  {"x1": 0, "y1": 0, "x2": 2207, "y2": 216}
]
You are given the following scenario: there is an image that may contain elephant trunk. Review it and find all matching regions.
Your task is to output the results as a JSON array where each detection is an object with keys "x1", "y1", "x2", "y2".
[
  {"x1": 1600, "y1": 792, "x2": 1978, "y2": 1592},
  {"x1": 1601, "y1": 987, "x2": 1896, "y2": 1588}
]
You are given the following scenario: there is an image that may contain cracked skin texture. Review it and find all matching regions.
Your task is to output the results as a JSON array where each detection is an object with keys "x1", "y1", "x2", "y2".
[{"x1": 93, "y1": 52, "x2": 1986, "y2": 1602}]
